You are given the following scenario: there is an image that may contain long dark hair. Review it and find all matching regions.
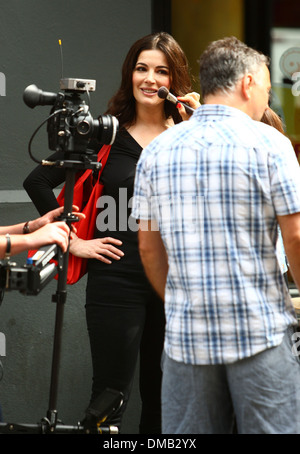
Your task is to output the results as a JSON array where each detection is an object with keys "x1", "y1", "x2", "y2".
[{"x1": 105, "y1": 32, "x2": 192, "y2": 128}]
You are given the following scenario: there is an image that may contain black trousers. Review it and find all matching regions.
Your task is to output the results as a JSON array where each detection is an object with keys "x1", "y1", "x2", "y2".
[{"x1": 85, "y1": 271, "x2": 165, "y2": 433}]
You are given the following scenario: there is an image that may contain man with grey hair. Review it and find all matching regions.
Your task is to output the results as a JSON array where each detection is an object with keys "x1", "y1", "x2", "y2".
[{"x1": 131, "y1": 37, "x2": 300, "y2": 433}]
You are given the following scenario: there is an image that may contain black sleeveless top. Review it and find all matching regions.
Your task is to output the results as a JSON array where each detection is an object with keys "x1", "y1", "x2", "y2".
[{"x1": 88, "y1": 128, "x2": 145, "y2": 276}]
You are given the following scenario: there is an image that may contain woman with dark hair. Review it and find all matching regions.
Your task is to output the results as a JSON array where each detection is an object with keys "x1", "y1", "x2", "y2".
[
  {"x1": 23, "y1": 32, "x2": 199, "y2": 433},
  {"x1": 261, "y1": 108, "x2": 285, "y2": 134},
  {"x1": 106, "y1": 32, "x2": 193, "y2": 127}
]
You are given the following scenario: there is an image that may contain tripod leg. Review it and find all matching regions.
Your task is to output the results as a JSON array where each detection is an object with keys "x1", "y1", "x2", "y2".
[{"x1": 46, "y1": 169, "x2": 75, "y2": 430}]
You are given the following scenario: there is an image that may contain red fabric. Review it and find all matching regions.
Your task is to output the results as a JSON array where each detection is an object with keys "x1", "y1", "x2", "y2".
[
  {"x1": 57, "y1": 144, "x2": 111, "y2": 284},
  {"x1": 28, "y1": 145, "x2": 111, "y2": 285}
]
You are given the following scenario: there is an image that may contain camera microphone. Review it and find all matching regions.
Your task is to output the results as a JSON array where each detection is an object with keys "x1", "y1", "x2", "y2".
[{"x1": 157, "y1": 86, "x2": 195, "y2": 115}]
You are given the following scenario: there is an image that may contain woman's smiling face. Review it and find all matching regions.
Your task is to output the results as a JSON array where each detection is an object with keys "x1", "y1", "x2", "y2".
[{"x1": 132, "y1": 49, "x2": 171, "y2": 109}]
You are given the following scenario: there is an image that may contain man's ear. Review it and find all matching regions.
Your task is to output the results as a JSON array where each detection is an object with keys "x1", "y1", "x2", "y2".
[{"x1": 241, "y1": 73, "x2": 254, "y2": 100}]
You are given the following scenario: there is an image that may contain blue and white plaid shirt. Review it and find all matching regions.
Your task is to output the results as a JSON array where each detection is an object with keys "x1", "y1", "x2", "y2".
[{"x1": 132, "y1": 105, "x2": 300, "y2": 365}]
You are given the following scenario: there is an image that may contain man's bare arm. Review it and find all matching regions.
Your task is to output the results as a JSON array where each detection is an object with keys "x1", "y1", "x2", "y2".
[
  {"x1": 277, "y1": 212, "x2": 300, "y2": 291},
  {"x1": 138, "y1": 220, "x2": 168, "y2": 300}
]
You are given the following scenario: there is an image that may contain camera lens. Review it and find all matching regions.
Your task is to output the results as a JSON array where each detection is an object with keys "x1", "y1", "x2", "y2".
[
  {"x1": 97, "y1": 115, "x2": 118, "y2": 145},
  {"x1": 77, "y1": 120, "x2": 91, "y2": 135}
]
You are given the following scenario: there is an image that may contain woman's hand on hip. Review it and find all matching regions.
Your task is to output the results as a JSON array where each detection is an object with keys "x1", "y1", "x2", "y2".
[{"x1": 69, "y1": 234, "x2": 124, "y2": 264}]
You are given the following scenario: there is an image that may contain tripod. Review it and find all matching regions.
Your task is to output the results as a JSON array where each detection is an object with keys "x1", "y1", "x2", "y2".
[{"x1": 0, "y1": 155, "x2": 123, "y2": 434}]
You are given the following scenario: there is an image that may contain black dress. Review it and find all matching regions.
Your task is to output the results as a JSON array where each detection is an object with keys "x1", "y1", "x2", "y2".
[{"x1": 23, "y1": 129, "x2": 165, "y2": 433}]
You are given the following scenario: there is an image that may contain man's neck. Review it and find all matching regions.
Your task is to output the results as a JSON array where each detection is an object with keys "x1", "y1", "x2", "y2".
[{"x1": 204, "y1": 93, "x2": 249, "y2": 114}]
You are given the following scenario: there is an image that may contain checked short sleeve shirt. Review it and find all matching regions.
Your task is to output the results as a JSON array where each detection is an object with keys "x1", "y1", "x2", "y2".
[{"x1": 131, "y1": 105, "x2": 300, "y2": 365}]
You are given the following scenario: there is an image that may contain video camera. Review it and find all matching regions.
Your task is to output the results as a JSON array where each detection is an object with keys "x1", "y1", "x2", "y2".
[
  {"x1": 23, "y1": 77, "x2": 118, "y2": 154},
  {"x1": 0, "y1": 78, "x2": 118, "y2": 298}
]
